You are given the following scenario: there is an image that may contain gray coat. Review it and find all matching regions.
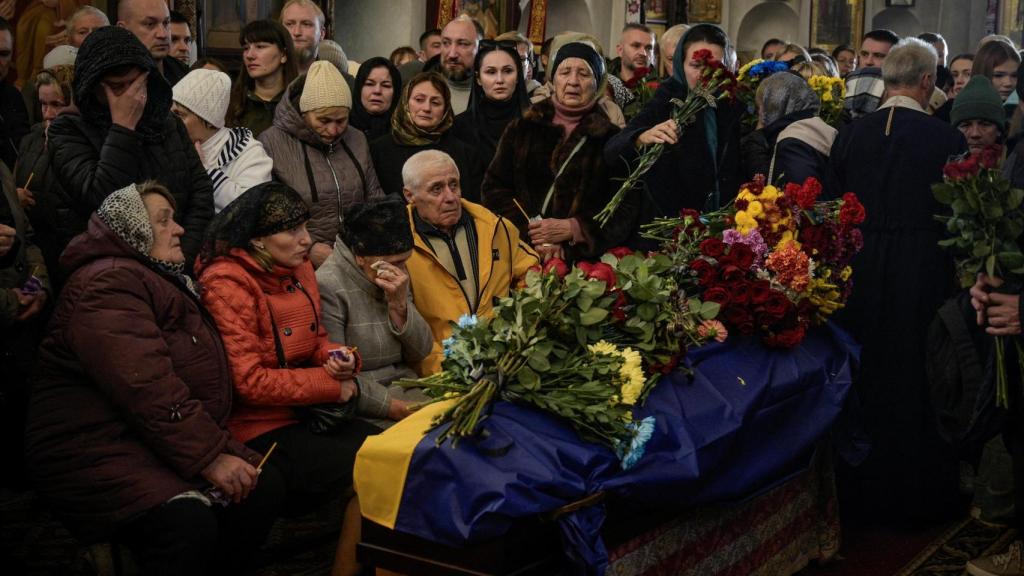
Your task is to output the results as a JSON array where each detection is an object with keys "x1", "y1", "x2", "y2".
[
  {"x1": 259, "y1": 75, "x2": 385, "y2": 245},
  {"x1": 315, "y1": 240, "x2": 431, "y2": 421}
]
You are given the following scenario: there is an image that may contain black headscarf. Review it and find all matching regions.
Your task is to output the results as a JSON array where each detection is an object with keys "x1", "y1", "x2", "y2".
[
  {"x1": 457, "y1": 42, "x2": 529, "y2": 162},
  {"x1": 73, "y1": 26, "x2": 173, "y2": 143},
  {"x1": 199, "y1": 182, "x2": 310, "y2": 265},
  {"x1": 350, "y1": 57, "x2": 402, "y2": 142}
]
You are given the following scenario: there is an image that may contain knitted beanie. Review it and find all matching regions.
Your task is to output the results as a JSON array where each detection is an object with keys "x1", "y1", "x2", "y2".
[
  {"x1": 299, "y1": 60, "x2": 352, "y2": 112},
  {"x1": 951, "y1": 75, "x2": 1006, "y2": 128},
  {"x1": 42, "y1": 45, "x2": 77, "y2": 69},
  {"x1": 172, "y1": 69, "x2": 232, "y2": 128}
]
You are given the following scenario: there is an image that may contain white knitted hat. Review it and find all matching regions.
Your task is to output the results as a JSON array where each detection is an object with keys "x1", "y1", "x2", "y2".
[
  {"x1": 42, "y1": 45, "x2": 77, "y2": 69},
  {"x1": 171, "y1": 68, "x2": 232, "y2": 128},
  {"x1": 299, "y1": 60, "x2": 352, "y2": 113}
]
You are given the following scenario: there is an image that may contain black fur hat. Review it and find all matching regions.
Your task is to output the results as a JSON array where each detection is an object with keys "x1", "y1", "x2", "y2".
[{"x1": 342, "y1": 197, "x2": 414, "y2": 256}]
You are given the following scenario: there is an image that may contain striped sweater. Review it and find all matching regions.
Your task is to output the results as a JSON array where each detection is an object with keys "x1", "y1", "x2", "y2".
[{"x1": 199, "y1": 127, "x2": 274, "y2": 212}]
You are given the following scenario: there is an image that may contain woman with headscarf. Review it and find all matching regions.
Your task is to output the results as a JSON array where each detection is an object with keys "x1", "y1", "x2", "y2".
[
  {"x1": 369, "y1": 71, "x2": 483, "y2": 201},
  {"x1": 26, "y1": 182, "x2": 277, "y2": 575},
  {"x1": 482, "y1": 42, "x2": 634, "y2": 262},
  {"x1": 603, "y1": 24, "x2": 743, "y2": 247},
  {"x1": 47, "y1": 26, "x2": 214, "y2": 267},
  {"x1": 755, "y1": 72, "x2": 837, "y2": 185},
  {"x1": 315, "y1": 197, "x2": 432, "y2": 426},
  {"x1": 349, "y1": 57, "x2": 402, "y2": 142},
  {"x1": 259, "y1": 60, "x2": 385, "y2": 268},
  {"x1": 196, "y1": 181, "x2": 380, "y2": 575},
  {"x1": 451, "y1": 40, "x2": 529, "y2": 173}
]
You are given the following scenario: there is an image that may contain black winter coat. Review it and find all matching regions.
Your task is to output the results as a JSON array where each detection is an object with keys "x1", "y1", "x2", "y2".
[
  {"x1": 370, "y1": 131, "x2": 483, "y2": 202},
  {"x1": 0, "y1": 81, "x2": 30, "y2": 172},
  {"x1": 482, "y1": 98, "x2": 636, "y2": 261},
  {"x1": 25, "y1": 215, "x2": 260, "y2": 541},
  {"x1": 604, "y1": 78, "x2": 743, "y2": 226},
  {"x1": 15, "y1": 123, "x2": 86, "y2": 291}
]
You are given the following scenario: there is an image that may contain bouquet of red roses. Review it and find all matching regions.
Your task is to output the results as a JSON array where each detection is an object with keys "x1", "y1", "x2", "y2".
[
  {"x1": 933, "y1": 144, "x2": 1024, "y2": 408},
  {"x1": 643, "y1": 176, "x2": 866, "y2": 347},
  {"x1": 595, "y1": 49, "x2": 737, "y2": 227}
]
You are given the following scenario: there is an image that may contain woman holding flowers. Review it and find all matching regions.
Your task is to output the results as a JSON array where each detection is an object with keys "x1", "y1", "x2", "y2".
[
  {"x1": 603, "y1": 24, "x2": 743, "y2": 245},
  {"x1": 482, "y1": 41, "x2": 635, "y2": 262}
]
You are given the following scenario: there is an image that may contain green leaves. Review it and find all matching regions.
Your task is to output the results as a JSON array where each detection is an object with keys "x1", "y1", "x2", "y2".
[{"x1": 580, "y1": 307, "x2": 609, "y2": 326}]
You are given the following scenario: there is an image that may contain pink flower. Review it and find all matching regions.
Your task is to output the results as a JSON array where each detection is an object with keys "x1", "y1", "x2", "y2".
[{"x1": 698, "y1": 319, "x2": 729, "y2": 343}]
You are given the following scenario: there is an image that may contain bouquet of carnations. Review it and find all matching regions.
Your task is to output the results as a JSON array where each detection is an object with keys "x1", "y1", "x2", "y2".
[
  {"x1": 622, "y1": 65, "x2": 660, "y2": 120},
  {"x1": 595, "y1": 48, "x2": 737, "y2": 227},
  {"x1": 401, "y1": 249, "x2": 722, "y2": 469},
  {"x1": 807, "y1": 75, "x2": 846, "y2": 127},
  {"x1": 642, "y1": 176, "x2": 866, "y2": 347},
  {"x1": 933, "y1": 144, "x2": 1024, "y2": 408},
  {"x1": 735, "y1": 58, "x2": 791, "y2": 129}
]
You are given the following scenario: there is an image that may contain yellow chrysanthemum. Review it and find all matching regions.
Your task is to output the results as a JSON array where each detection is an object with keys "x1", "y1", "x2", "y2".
[
  {"x1": 760, "y1": 186, "x2": 780, "y2": 201},
  {"x1": 588, "y1": 340, "x2": 618, "y2": 356},
  {"x1": 747, "y1": 200, "x2": 764, "y2": 217},
  {"x1": 618, "y1": 347, "x2": 645, "y2": 406}
]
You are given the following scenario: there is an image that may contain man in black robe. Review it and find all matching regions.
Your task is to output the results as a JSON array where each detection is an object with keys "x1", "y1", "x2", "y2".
[{"x1": 830, "y1": 37, "x2": 968, "y2": 524}]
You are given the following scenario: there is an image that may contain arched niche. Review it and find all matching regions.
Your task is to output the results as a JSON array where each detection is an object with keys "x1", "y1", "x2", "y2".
[
  {"x1": 736, "y1": 2, "x2": 801, "y2": 61},
  {"x1": 871, "y1": 7, "x2": 922, "y2": 39}
]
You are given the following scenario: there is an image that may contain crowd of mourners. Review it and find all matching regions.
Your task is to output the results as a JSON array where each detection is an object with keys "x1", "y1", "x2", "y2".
[{"x1": 3, "y1": 0, "x2": 1024, "y2": 575}]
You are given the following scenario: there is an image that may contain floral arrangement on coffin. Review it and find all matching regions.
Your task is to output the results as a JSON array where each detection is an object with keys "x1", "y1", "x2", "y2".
[
  {"x1": 596, "y1": 48, "x2": 738, "y2": 227},
  {"x1": 622, "y1": 65, "x2": 660, "y2": 120},
  {"x1": 933, "y1": 144, "x2": 1024, "y2": 408},
  {"x1": 735, "y1": 58, "x2": 791, "y2": 129},
  {"x1": 642, "y1": 176, "x2": 866, "y2": 347},
  {"x1": 400, "y1": 250, "x2": 723, "y2": 469},
  {"x1": 807, "y1": 75, "x2": 846, "y2": 127}
]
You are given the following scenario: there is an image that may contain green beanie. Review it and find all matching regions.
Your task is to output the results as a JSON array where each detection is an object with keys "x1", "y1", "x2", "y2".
[{"x1": 951, "y1": 75, "x2": 1007, "y2": 129}]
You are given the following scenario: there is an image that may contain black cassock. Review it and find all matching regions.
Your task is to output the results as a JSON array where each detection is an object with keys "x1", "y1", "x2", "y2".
[{"x1": 829, "y1": 102, "x2": 968, "y2": 523}]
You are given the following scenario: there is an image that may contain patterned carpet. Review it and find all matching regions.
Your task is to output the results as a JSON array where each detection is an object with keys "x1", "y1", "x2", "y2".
[{"x1": 895, "y1": 518, "x2": 1017, "y2": 576}]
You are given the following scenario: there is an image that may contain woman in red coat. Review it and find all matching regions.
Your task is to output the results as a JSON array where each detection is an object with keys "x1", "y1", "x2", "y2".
[
  {"x1": 26, "y1": 182, "x2": 275, "y2": 575},
  {"x1": 197, "y1": 181, "x2": 379, "y2": 575}
]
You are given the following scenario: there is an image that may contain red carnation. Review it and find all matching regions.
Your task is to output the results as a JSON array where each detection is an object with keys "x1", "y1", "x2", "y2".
[
  {"x1": 543, "y1": 258, "x2": 568, "y2": 278},
  {"x1": 700, "y1": 238, "x2": 727, "y2": 259},
  {"x1": 607, "y1": 246, "x2": 634, "y2": 259},
  {"x1": 679, "y1": 208, "x2": 706, "y2": 232},
  {"x1": 586, "y1": 262, "x2": 617, "y2": 291},
  {"x1": 690, "y1": 258, "x2": 717, "y2": 286},
  {"x1": 839, "y1": 193, "x2": 866, "y2": 226},
  {"x1": 793, "y1": 177, "x2": 822, "y2": 209}
]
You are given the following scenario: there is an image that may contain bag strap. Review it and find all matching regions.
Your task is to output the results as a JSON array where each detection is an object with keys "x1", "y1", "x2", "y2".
[
  {"x1": 336, "y1": 138, "x2": 368, "y2": 196},
  {"x1": 265, "y1": 299, "x2": 288, "y2": 369},
  {"x1": 541, "y1": 136, "x2": 588, "y2": 217},
  {"x1": 302, "y1": 144, "x2": 319, "y2": 204}
]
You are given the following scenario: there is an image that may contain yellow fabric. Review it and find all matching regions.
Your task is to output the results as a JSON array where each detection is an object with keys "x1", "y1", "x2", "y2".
[
  {"x1": 406, "y1": 200, "x2": 539, "y2": 375},
  {"x1": 354, "y1": 399, "x2": 455, "y2": 528}
]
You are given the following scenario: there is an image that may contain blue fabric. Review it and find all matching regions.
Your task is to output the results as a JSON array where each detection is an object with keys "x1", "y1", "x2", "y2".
[{"x1": 392, "y1": 323, "x2": 858, "y2": 573}]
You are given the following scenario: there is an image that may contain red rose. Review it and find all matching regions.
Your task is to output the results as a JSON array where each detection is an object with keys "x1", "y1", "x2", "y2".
[
  {"x1": 576, "y1": 261, "x2": 595, "y2": 276},
  {"x1": 690, "y1": 258, "x2": 717, "y2": 286},
  {"x1": 839, "y1": 193, "x2": 866, "y2": 226},
  {"x1": 750, "y1": 279, "x2": 772, "y2": 304},
  {"x1": 727, "y1": 243, "x2": 755, "y2": 270},
  {"x1": 543, "y1": 258, "x2": 568, "y2": 278},
  {"x1": 978, "y1": 144, "x2": 1003, "y2": 170},
  {"x1": 611, "y1": 291, "x2": 628, "y2": 322},
  {"x1": 607, "y1": 246, "x2": 634, "y2": 259},
  {"x1": 943, "y1": 162, "x2": 963, "y2": 180},
  {"x1": 703, "y1": 286, "x2": 731, "y2": 306},
  {"x1": 586, "y1": 262, "x2": 617, "y2": 290},
  {"x1": 725, "y1": 280, "x2": 751, "y2": 305},
  {"x1": 700, "y1": 238, "x2": 727, "y2": 259},
  {"x1": 723, "y1": 307, "x2": 755, "y2": 335},
  {"x1": 720, "y1": 264, "x2": 744, "y2": 282},
  {"x1": 763, "y1": 290, "x2": 792, "y2": 319},
  {"x1": 692, "y1": 48, "x2": 713, "y2": 63}
]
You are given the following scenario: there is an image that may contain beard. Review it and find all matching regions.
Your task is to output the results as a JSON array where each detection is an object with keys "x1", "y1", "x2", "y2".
[{"x1": 442, "y1": 62, "x2": 471, "y2": 82}]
